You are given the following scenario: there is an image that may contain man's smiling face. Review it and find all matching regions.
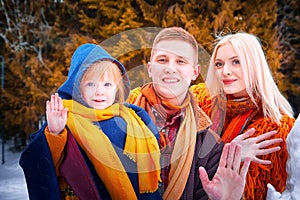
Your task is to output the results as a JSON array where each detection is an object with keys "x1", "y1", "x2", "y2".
[{"x1": 148, "y1": 40, "x2": 199, "y2": 105}]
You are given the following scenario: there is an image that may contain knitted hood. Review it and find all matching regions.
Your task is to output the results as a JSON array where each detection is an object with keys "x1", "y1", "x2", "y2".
[{"x1": 58, "y1": 43, "x2": 130, "y2": 105}]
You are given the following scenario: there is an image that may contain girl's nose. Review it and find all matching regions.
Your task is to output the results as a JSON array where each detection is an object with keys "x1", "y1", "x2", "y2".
[{"x1": 95, "y1": 84, "x2": 104, "y2": 95}]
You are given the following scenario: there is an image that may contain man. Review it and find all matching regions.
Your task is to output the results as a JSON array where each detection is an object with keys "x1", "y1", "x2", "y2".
[{"x1": 128, "y1": 27, "x2": 250, "y2": 200}]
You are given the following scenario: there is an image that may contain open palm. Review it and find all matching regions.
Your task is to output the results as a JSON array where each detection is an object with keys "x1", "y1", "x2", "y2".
[
  {"x1": 199, "y1": 141, "x2": 251, "y2": 200},
  {"x1": 46, "y1": 93, "x2": 68, "y2": 135},
  {"x1": 234, "y1": 128, "x2": 282, "y2": 164}
]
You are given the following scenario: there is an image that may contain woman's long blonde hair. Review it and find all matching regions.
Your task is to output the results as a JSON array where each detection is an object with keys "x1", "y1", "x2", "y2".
[{"x1": 206, "y1": 32, "x2": 294, "y2": 123}]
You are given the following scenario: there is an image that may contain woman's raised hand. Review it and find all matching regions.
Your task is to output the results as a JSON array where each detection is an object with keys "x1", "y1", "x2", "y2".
[{"x1": 234, "y1": 128, "x2": 282, "y2": 164}]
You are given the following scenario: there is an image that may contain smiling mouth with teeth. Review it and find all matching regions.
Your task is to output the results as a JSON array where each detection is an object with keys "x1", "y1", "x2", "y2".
[{"x1": 162, "y1": 78, "x2": 179, "y2": 83}]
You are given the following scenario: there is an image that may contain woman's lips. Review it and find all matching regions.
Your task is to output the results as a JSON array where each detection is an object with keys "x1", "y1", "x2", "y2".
[{"x1": 223, "y1": 79, "x2": 236, "y2": 85}]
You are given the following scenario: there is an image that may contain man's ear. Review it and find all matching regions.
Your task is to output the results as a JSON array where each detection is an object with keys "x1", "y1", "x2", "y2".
[
  {"x1": 192, "y1": 64, "x2": 200, "y2": 80},
  {"x1": 147, "y1": 62, "x2": 152, "y2": 78}
]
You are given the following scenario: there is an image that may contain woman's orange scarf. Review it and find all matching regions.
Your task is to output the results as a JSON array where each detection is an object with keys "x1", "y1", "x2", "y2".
[{"x1": 210, "y1": 95, "x2": 260, "y2": 143}]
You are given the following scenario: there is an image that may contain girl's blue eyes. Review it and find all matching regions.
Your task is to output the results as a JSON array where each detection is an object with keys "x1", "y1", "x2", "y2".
[
  {"x1": 86, "y1": 82, "x2": 112, "y2": 87},
  {"x1": 104, "y1": 83, "x2": 112, "y2": 87},
  {"x1": 87, "y1": 82, "x2": 95, "y2": 87}
]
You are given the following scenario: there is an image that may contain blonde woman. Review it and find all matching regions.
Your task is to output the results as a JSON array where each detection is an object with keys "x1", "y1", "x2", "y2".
[{"x1": 191, "y1": 32, "x2": 295, "y2": 199}]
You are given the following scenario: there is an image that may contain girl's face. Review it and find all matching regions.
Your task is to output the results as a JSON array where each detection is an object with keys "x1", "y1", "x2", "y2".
[
  {"x1": 80, "y1": 63, "x2": 118, "y2": 110},
  {"x1": 214, "y1": 43, "x2": 247, "y2": 98},
  {"x1": 148, "y1": 40, "x2": 199, "y2": 105}
]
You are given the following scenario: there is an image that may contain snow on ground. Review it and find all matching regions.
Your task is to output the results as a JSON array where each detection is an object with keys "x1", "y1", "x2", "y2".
[{"x1": 0, "y1": 140, "x2": 29, "y2": 200}]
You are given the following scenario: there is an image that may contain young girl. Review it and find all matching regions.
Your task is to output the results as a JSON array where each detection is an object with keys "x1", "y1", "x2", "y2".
[
  {"x1": 191, "y1": 32, "x2": 295, "y2": 199},
  {"x1": 19, "y1": 43, "x2": 161, "y2": 200}
]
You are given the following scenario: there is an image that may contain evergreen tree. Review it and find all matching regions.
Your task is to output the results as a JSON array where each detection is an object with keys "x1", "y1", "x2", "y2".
[
  {"x1": 78, "y1": 0, "x2": 155, "y2": 88},
  {"x1": 0, "y1": 0, "x2": 59, "y2": 136},
  {"x1": 277, "y1": 0, "x2": 300, "y2": 117},
  {"x1": 0, "y1": 0, "x2": 85, "y2": 137},
  {"x1": 0, "y1": 0, "x2": 298, "y2": 141}
]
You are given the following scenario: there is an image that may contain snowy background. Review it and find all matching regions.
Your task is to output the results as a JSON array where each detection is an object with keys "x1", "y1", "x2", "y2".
[{"x1": 0, "y1": 139, "x2": 29, "y2": 200}]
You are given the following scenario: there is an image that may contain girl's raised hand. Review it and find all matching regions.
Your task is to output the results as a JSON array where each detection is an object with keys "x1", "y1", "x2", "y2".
[{"x1": 46, "y1": 93, "x2": 68, "y2": 135}]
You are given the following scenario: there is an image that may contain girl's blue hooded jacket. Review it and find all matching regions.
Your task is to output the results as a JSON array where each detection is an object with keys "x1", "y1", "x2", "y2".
[
  {"x1": 19, "y1": 44, "x2": 161, "y2": 200},
  {"x1": 58, "y1": 43, "x2": 130, "y2": 104}
]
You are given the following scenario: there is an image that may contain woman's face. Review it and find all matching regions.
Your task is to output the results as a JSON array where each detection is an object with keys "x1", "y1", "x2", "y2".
[{"x1": 214, "y1": 43, "x2": 247, "y2": 98}]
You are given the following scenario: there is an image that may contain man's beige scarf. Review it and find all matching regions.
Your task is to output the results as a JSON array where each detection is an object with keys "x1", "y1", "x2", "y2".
[{"x1": 162, "y1": 103, "x2": 197, "y2": 200}]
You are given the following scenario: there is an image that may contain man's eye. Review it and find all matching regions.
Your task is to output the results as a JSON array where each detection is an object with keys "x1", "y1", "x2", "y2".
[
  {"x1": 177, "y1": 59, "x2": 186, "y2": 65},
  {"x1": 104, "y1": 82, "x2": 112, "y2": 87},
  {"x1": 157, "y1": 58, "x2": 167, "y2": 63}
]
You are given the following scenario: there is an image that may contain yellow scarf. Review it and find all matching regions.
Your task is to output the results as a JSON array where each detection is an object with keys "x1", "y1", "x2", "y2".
[{"x1": 63, "y1": 100, "x2": 161, "y2": 199}]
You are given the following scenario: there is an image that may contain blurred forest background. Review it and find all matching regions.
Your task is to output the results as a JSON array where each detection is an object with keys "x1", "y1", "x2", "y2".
[{"x1": 0, "y1": 0, "x2": 299, "y2": 150}]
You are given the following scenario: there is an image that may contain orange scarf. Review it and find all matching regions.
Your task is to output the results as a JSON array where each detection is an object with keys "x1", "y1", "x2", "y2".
[
  {"x1": 133, "y1": 83, "x2": 198, "y2": 200},
  {"x1": 210, "y1": 95, "x2": 260, "y2": 142},
  {"x1": 134, "y1": 83, "x2": 191, "y2": 146}
]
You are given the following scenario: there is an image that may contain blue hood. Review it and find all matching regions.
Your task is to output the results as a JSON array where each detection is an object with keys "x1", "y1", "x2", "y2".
[{"x1": 58, "y1": 43, "x2": 130, "y2": 104}]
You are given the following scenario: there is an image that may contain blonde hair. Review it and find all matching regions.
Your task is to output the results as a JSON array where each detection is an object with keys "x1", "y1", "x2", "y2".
[
  {"x1": 206, "y1": 32, "x2": 294, "y2": 123},
  {"x1": 151, "y1": 27, "x2": 199, "y2": 65},
  {"x1": 81, "y1": 60, "x2": 125, "y2": 103}
]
